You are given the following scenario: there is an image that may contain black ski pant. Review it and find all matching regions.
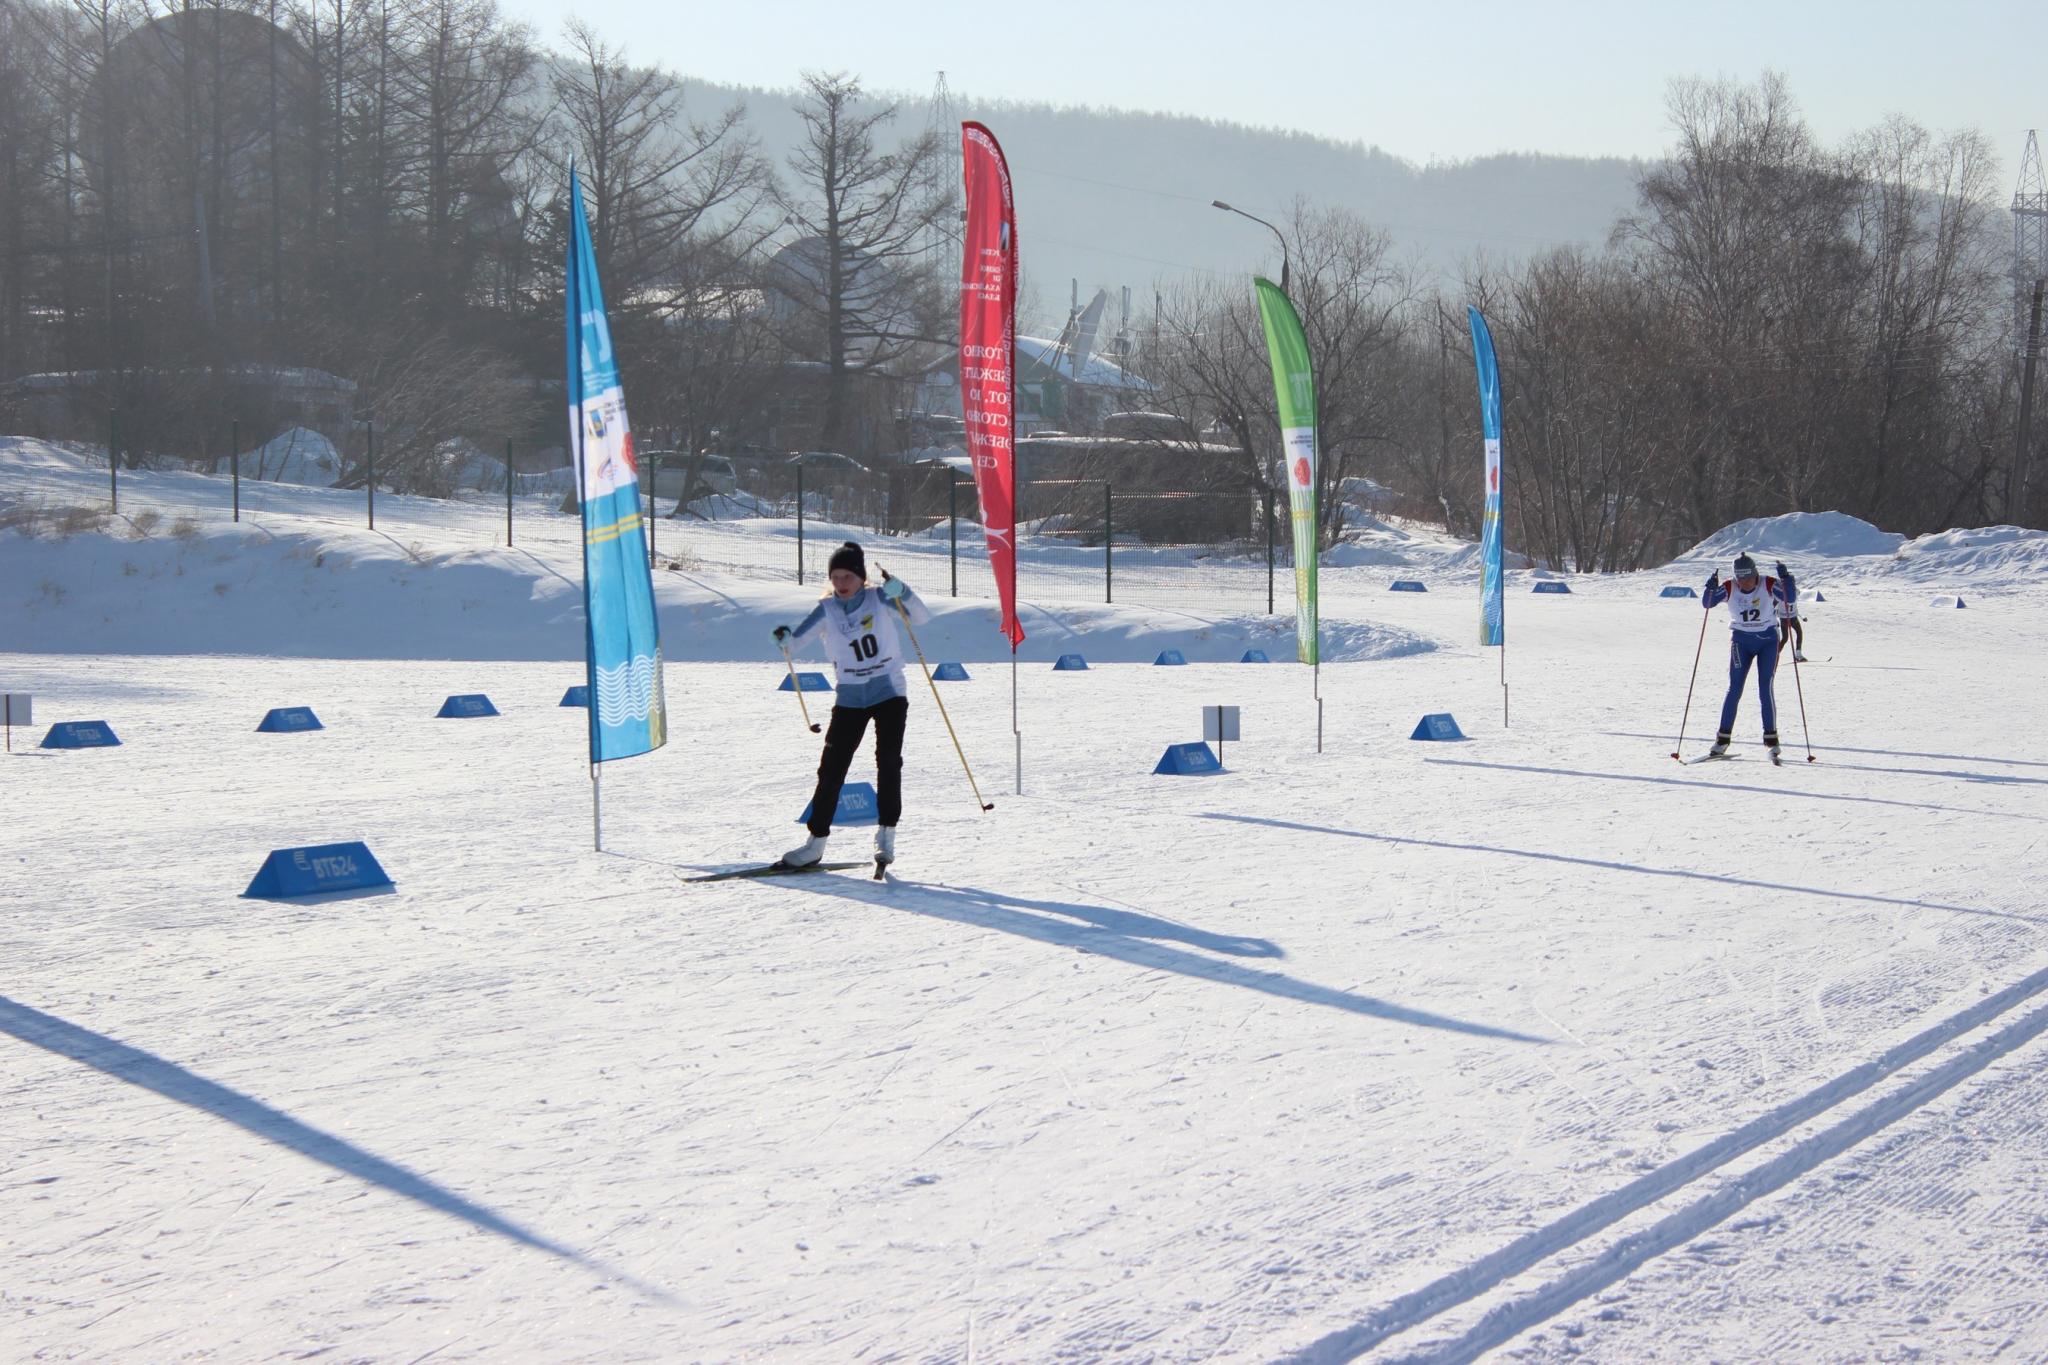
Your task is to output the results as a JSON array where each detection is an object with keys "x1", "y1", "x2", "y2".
[{"x1": 806, "y1": 695, "x2": 909, "y2": 837}]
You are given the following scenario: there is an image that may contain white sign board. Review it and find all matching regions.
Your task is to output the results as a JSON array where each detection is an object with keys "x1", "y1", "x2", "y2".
[
  {"x1": 2, "y1": 694, "x2": 31, "y2": 726},
  {"x1": 1202, "y1": 705, "x2": 1240, "y2": 742}
]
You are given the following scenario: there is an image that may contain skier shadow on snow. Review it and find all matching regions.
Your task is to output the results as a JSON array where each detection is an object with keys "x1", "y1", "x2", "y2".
[
  {"x1": 1800, "y1": 759, "x2": 2048, "y2": 788},
  {"x1": 1598, "y1": 729, "x2": 2048, "y2": 774},
  {"x1": 782, "y1": 878, "x2": 1547, "y2": 1044},
  {"x1": 1199, "y1": 813, "x2": 2043, "y2": 927},
  {"x1": 1423, "y1": 757, "x2": 2046, "y2": 822},
  {"x1": 0, "y1": 993, "x2": 672, "y2": 1302}
]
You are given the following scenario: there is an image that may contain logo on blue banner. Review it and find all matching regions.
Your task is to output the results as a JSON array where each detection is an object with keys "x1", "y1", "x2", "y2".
[
  {"x1": 567, "y1": 167, "x2": 667, "y2": 763},
  {"x1": 41, "y1": 720, "x2": 119, "y2": 749},
  {"x1": 1153, "y1": 742, "x2": 1221, "y2": 775},
  {"x1": 242, "y1": 841, "x2": 394, "y2": 899},
  {"x1": 798, "y1": 781, "x2": 881, "y2": 827}
]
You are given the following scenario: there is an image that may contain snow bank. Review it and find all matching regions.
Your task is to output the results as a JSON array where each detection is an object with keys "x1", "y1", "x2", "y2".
[
  {"x1": 1325, "y1": 513, "x2": 1531, "y2": 576},
  {"x1": 446, "y1": 442, "x2": 577, "y2": 497},
  {"x1": 0, "y1": 517, "x2": 1432, "y2": 664},
  {"x1": 670, "y1": 490, "x2": 781, "y2": 522},
  {"x1": 1884, "y1": 525, "x2": 2048, "y2": 584},
  {"x1": 1683, "y1": 511, "x2": 1905, "y2": 563},
  {"x1": 1678, "y1": 514, "x2": 2048, "y2": 589},
  {"x1": 0, "y1": 434, "x2": 96, "y2": 473},
  {"x1": 2, "y1": 524, "x2": 587, "y2": 659},
  {"x1": 238, "y1": 427, "x2": 343, "y2": 486}
]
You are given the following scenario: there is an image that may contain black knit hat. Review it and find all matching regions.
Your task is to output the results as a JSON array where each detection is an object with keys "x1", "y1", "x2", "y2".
[
  {"x1": 828, "y1": 541, "x2": 867, "y2": 580},
  {"x1": 1733, "y1": 552, "x2": 1757, "y2": 577}
]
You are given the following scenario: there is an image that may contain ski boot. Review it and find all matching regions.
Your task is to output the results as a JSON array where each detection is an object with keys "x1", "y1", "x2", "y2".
[
  {"x1": 872, "y1": 826, "x2": 896, "y2": 880},
  {"x1": 1708, "y1": 732, "x2": 1732, "y2": 759},
  {"x1": 781, "y1": 833, "x2": 829, "y2": 868},
  {"x1": 1763, "y1": 730, "x2": 1783, "y2": 765}
]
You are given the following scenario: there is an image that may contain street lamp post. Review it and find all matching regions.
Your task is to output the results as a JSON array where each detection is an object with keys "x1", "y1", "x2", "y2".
[{"x1": 1212, "y1": 200, "x2": 1289, "y2": 294}]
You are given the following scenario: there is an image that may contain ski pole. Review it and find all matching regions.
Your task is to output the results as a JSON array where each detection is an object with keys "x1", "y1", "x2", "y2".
[
  {"x1": 1788, "y1": 649, "x2": 1817, "y2": 763},
  {"x1": 778, "y1": 636, "x2": 821, "y2": 733},
  {"x1": 1670, "y1": 595, "x2": 1711, "y2": 761},
  {"x1": 884, "y1": 572, "x2": 993, "y2": 813}
]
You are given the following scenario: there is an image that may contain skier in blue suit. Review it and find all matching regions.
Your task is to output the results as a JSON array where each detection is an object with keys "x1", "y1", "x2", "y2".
[{"x1": 1701, "y1": 552, "x2": 1790, "y2": 759}]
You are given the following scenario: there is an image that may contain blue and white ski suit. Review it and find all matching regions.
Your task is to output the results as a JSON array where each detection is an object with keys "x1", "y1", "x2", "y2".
[{"x1": 1702, "y1": 571, "x2": 1789, "y2": 739}]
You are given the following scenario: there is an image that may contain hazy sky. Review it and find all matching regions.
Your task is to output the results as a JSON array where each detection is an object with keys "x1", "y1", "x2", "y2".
[{"x1": 500, "y1": 0, "x2": 2042, "y2": 165}]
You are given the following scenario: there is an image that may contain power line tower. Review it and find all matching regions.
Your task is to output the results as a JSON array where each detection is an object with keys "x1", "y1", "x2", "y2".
[
  {"x1": 922, "y1": 71, "x2": 963, "y2": 292},
  {"x1": 2014, "y1": 132, "x2": 2048, "y2": 521},
  {"x1": 2015, "y1": 130, "x2": 2047, "y2": 347}
]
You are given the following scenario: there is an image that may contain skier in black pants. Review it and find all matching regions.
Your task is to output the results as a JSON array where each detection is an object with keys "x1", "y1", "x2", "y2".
[{"x1": 773, "y1": 541, "x2": 929, "y2": 869}]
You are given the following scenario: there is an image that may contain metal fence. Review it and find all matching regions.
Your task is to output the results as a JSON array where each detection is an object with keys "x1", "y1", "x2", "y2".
[{"x1": 7, "y1": 431, "x2": 1293, "y2": 620}]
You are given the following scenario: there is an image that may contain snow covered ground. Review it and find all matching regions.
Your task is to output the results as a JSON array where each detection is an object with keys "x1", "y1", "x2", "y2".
[{"x1": 5, "y1": 436, "x2": 2048, "y2": 1362}]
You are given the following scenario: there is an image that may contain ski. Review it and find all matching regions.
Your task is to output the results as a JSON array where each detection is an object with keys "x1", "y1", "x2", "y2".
[
  {"x1": 680, "y1": 861, "x2": 867, "y2": 883},
  {"x1": 1682, "y1": 751, "x2": 1740, "y2": 764}
]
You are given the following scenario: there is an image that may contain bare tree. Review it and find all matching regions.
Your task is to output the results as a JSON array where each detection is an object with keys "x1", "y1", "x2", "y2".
[
  {"x1": 1839, "y1": 117, "x2": 2006, "y2": 526},
  {"x1": 1144, "y1": 202, "x2": 1410, "y2": 550},
  {"x1": 382, "y1": 0, "x2": 534, "y2": 316},
  {"x1": 0, "y1": 0, "x2": 64, "y2": 380},
  {"x1": 541, "y1": 19, "x2": 765, "y2": 306},
  {"x1": 773, "y1": 70, "x2": 945, "y2": 454},
  {"x1": 1615, "y1": 72, "x2": 1860, "y2": 539}
]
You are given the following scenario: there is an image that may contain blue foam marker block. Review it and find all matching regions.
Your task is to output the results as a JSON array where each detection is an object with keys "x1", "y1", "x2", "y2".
[
  {"x1": 1389, "y1": 579, "x2": 1427, "y2": 592},
  {"x1": 1660, "y1": 585, "x2": 1697, "y2": 598},
  {"x1": 242, "y1": 841, "x2": 393, "y2": 899},
  {"x1": 1153, "y1": 742, "x2": 1221, "y2": 775},
  {"x1": 1956, "y1": 597, "x2": 1967, "y2": 608},
  {"x1": 1814, "y1": 592, "x2": 1826, "y2": 602},
  {"x1": 40, "y1": 721, "x2": 120, "y2": 749},
  {"x1": 436, "y1": 693, "x2": 499, "y2": 718},
  {"x1": 778, "y1": 672, "x2": 833, "y2": 692},
  {"x1": 1409, "y1": 712, "x2": 1467, "y2": 741},
  {"x1": 1053, "y1": 654, "x2": 1089, "y2": 671},
  {"x1": 797, "y1": 781, "x2": 880, "y2": 827},
  {"x1": 1532, "y1": 581, "x2": 1572, "y2": 594},
  {"x1": 1154, "y1": 649, "x2": 1188, "y2": 666},
  {"x1": 256, "y1": 706, "x2": 323, "y2": 733},
  {"x1": 560, "y1": 686, "x2": 589, "y2": 707},
  {"x1": 1240, "y1": 648, "x2": 1270, "y2": 663},
  {"x1": 932, "y1": 662, "x2": 971, "y2": 681}
]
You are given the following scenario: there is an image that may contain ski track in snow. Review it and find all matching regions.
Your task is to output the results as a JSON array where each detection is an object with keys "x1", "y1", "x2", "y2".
[{"x1": 3, "y1": 441, "x2": 2047, "y2": 1361}]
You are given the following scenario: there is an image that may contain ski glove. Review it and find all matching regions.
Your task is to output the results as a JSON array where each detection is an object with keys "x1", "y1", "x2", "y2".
[
  {"x1": 1704, "y1": 570, "x2": 1720, "y2": 594},
  {"x1": 880, "y1": 574, "x2": 908, "y2": 602},
  {"x1": 773, "y1": 625, "x2": 792, "y2": 644}
]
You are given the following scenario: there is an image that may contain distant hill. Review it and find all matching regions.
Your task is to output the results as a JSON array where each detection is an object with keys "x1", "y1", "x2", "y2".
[{"x1": 680, "y1": 77, "x2": 1648, "y2": 329}]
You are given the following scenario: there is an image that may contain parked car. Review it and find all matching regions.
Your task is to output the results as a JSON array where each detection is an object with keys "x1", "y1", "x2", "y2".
[
  {"x1": 647, "y1": 451, "x2": 739, "y2": 500},
  {"x1": 786, "y1": 450, "x2": 870, "y2": 480}
]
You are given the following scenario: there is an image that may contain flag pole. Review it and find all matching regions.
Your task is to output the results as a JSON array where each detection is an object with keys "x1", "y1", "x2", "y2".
[
  {"x1": 569, "y1": 162, "x2": 600, "y2": 854},
  {"x1": 577, "y1": 388, "x2": 601, "y2": 853},
  {"x1": 1502, "y1": 541, "x2": 1511, "y2": 727},
  {"x1": 1012, "y1": 455, "x2": 1021, "y2": 793}
]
